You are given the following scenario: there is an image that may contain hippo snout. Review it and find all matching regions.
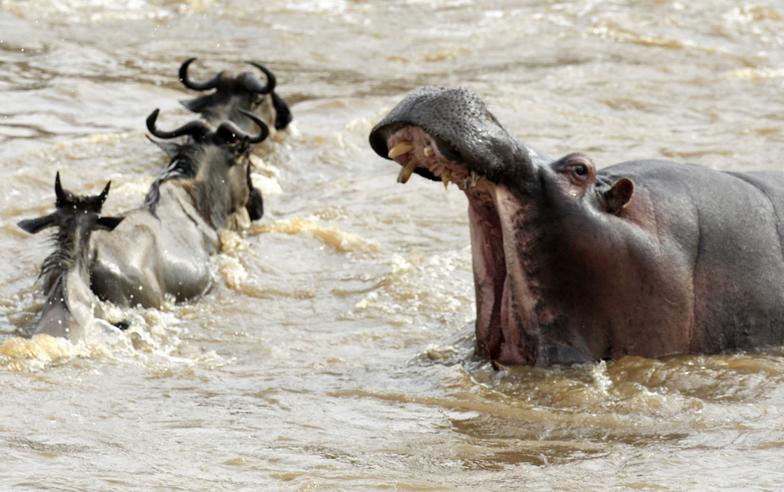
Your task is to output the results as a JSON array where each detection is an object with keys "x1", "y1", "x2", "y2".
[{"x1": 369, "y1": 86, "x2": 533, "y2": 183}]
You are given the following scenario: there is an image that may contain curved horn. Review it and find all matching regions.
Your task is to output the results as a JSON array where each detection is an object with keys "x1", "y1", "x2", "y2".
[
  {"x1": 216, "y1": 110, "x2": 269, "y2": 144},
  {"x1": 146, "y1": 109, "x2": 210, "y2": 140},
  {"x1": 243, "y1": 61, "x2": 276, "y2": 93},
  {"x1": 179, "y1": 57, "x2": 221, "y2": 91}
]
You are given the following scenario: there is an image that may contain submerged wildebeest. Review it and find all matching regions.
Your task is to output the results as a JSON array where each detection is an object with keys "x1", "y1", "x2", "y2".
[
  {"x1": 89, "y1": 109, "x2": 269, "y2": 309},
  {"x1": 17, "y1": 174, "x2": 123, "y2": 339},
  {"x1": 369, "y1": 86, "x2": 784, "y2": 366},
  {"x1": 176, "y1": 57, "x2": 293, "y2": 221},
  {"x1": 179, "y1": 57, "x2": 293, "y2": 133}
]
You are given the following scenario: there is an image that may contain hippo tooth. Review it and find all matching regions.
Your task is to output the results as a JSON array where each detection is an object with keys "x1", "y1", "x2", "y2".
[
  {"x1": 423, "y1": 146, "x2": 434, "y2": 157},
  {"x1": 388, "y1": 142, "x2": 414, "y2": 159},
  {"x1": 398, "y1": 159, "x2": 418, "y2": 184},
  {"x1": 443, "y1": 169, "x2": 451, "y2": 189}
]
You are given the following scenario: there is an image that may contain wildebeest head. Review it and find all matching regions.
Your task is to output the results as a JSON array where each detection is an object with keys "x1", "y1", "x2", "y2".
[
  {"x1": 18, "y1": 172, "x2": 122, "y2": 239},
  {"x1": 18, "y1": 173, "x2": 123, "y2": 337},
  {"x1": 145, "y1": 108, "x2": 269, "y2": 228},
  {"x1": 179, "y1": 57, "x2": 293, "y2": 132}
]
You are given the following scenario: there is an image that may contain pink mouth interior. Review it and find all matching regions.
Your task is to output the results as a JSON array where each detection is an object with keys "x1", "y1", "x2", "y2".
[
  {"x1": 386, "y1": 126, "x2": 533, "y2": 365},
  {"x1": 386, "y1": 127, "x2": 471, "y2": 187}
]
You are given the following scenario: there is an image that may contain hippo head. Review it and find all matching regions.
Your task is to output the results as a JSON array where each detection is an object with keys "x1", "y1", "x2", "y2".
[
  {"x1": 145, "y1": 108, "x2": 269, "y2": 228},
  {"x1": 369, "y1": 87, "x2": 636, "y2": 365},
  {"x1": 179, "y1": 57, "x2": 293, "y2": 132}
]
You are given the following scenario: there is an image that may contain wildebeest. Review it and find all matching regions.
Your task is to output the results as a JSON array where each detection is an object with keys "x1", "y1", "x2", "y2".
[
  {"x1": 89, "y1": 109, "x2": 269, "y2": 309},
  {"x1": 17, "y1": 174, "x2": 123, "y2": 339},
  {"x1": 179, "y1": 57, "x2": 293, "y2": 133}
]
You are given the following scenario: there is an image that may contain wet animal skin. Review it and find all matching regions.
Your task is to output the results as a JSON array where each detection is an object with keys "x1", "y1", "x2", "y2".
[{"x1": 370, "y1": 86, "x2": 784, "y2": 366}]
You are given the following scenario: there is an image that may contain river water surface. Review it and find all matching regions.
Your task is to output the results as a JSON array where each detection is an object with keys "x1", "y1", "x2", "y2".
[{"x1": 1, "y1": 1, "x2": 784, "y2": 490}]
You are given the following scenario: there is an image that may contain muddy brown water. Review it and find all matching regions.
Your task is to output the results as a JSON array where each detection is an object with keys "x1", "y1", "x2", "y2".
[{"x1": 1, "y1": 1, "x2": 784, "y2": 490}]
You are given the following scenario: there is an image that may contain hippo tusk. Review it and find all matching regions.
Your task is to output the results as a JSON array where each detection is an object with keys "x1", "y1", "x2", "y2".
[
  {"x1": 388, "y1": 142, "x2": 413, "y2": 159},
  {"x1": 179, "y1": 57, "x2": 222, "y2": 91},
  {"x1": 442, "y1": 169, "x2": 450, "y2": 189},
  {"x1": 398, "y1": 159, "x2": 418, "y2": 184}
]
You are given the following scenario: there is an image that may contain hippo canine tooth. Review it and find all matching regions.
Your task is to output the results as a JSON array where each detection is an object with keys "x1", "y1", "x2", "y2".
[
  {"x1": 442, "y1": 169, "x2": 451, "y2": 189},
  {"x1": 398, "y1": 159, "x2": 418, "y2": 184},
  {"x1": 388, "y1": 142, "x2": 413, "y2": 159},
  {"x1": 469, "y1": 170, "x2": 479, "y2": 188}
]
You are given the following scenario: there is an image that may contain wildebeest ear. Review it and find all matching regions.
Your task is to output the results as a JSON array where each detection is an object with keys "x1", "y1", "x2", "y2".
[
  {"x1": 179, "y1": 96, "x2": 210, "y2": 114},
  {"x1": 145, "y1": 135, "x2": 180, "y2": 157},
  {"x1": 604, "y1": 178, "x2": 634, "y2": 214},
  {"x1": 246, "y1": 187, "x2": 264, "y2": 221},
  {"x1": 96, "y1": 216, "x2": 124, "y2": 231},
  {"x1": 18, "y1": 212, "x2": 58, "y2": 234},
  {"x1": 271, "y1": 91, "x2": 293, "y2": 130}
]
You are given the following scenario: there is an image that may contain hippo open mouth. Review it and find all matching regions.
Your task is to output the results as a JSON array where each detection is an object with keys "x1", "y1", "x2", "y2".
[
  {"x1": 370, "y1": 88, "x2": 545, "y2": 365},
  {"x1": 383, "y1": 126, "x2": 540, "y2": 365}
]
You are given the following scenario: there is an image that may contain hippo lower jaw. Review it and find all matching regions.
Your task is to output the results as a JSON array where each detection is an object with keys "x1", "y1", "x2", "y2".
[{"x1": 386, "y1": 126, "x2": 540, "y2": 365}]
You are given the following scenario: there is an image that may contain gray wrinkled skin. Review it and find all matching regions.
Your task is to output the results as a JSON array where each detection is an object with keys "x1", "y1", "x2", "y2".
[
  {"x1": 369, "y1": 86, "x2": 539, "y2": 183},
  {"x1": 370, "y1": 86, "x2": 784, "y2": 365}
]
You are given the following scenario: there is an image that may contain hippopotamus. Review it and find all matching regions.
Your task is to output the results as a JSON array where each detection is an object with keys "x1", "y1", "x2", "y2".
[{"x1": 369, "y1": 86, "x2": 784, "y2": 366}]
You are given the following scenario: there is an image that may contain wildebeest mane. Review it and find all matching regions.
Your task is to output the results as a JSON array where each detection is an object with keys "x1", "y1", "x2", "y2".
[{"x1": 144, "y1": 145, "x2": 201, "y2": 213}]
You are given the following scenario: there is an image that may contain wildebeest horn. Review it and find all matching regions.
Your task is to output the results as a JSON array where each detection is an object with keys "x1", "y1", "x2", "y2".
[
  {"x1": 54, "y1": 171, "x2": 66, "y2": 205},
  {"x1": 243, "y1": 61, "x2": 276, "y2": 93},
  {"x1": 98, "y1": 181, "x2": 111, "y2": 205},
  {"x1": 146, "y1": 109, "x2": 211, "y2": 140},
  {"x1": 179, "y1": 57, "x2": 221, "y2": 91},
  {"x1": 216, "y1": 110, "x2": 270, "y2": 144}
]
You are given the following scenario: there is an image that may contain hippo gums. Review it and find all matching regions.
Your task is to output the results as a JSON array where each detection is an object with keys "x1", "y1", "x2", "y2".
[
  {"x1": 369, "y1": 86, "x2": 784, "y2": 366},
  {"x1": 179, "y1": 57, "x2": 293, "y2": 132},
  {"x1": 17, "y1": 174, "x2": 123, "y2": 339}
]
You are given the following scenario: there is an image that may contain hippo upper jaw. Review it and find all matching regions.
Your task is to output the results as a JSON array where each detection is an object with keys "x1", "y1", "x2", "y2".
[{"x1": 369, "y1": 86, "x2": 538, "y2": 185}]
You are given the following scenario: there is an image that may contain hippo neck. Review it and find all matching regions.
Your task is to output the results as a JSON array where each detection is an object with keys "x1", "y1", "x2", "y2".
[{"x1": 469, "y1": 171, "x2": 608, "y2": 366}]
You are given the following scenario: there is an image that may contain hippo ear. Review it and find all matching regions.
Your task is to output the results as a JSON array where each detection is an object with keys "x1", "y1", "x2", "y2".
[
  {"x1": 96, "y1": 216, "x2": 124, "y2": 231},
  {"x1": 604, "y1": 178, "x2": 634, "y2": 215},
  {"x1": 18, "y1": 212, "x2": 58, "y2": 234}
]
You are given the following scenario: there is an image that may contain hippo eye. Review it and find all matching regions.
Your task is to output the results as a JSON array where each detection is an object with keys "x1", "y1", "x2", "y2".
[{"x1": 572, "y1": 164, "x2": 588, "y2": 178}]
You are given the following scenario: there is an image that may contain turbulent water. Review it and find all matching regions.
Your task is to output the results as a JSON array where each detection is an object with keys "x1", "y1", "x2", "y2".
[{"x1": 1, "y1": 0, "x2": 784, "y2": 489}]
